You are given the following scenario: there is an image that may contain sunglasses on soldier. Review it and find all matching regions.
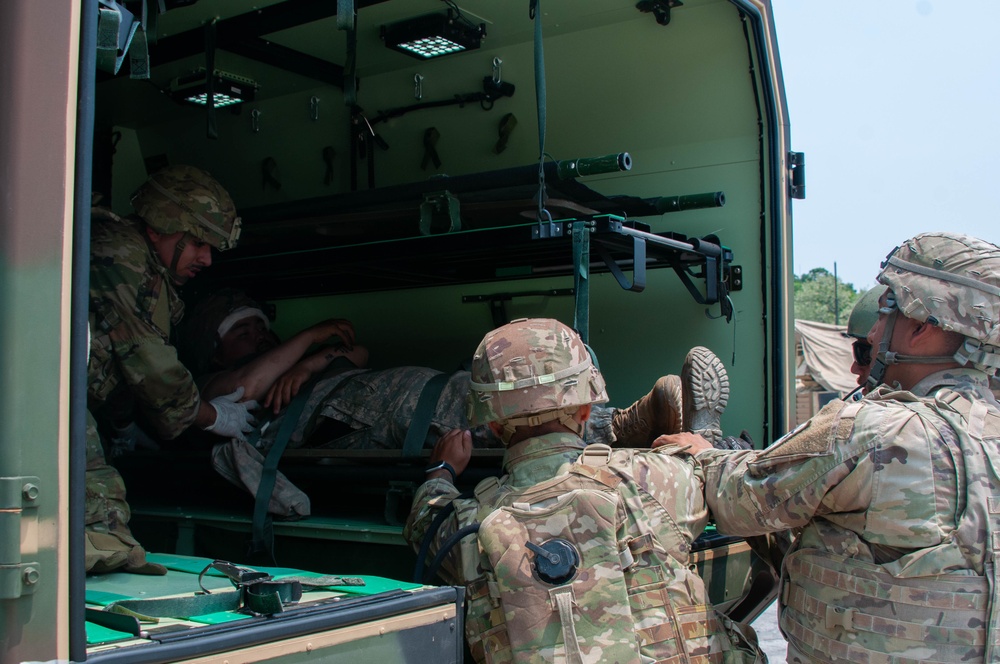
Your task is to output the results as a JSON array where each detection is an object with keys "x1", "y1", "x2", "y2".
[{"x1": 852, "y1": 339, "x2": 873, "y2": 366}]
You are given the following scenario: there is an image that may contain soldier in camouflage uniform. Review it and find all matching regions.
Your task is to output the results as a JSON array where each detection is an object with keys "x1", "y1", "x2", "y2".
[
  {"x1": 658, "y1": 232, "x2": 1000, "y2": 663},
  {"x1": 403, "y1": 318, "x2": 762, "y2": 664},
  {"x1": 85, "y1": 166, "x2": 255, "y2": 573},
  {"x1": 843, "y1": 285, "x2": 885, "y2": 393}
]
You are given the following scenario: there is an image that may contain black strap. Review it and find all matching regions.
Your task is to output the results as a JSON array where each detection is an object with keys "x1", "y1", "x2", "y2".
[
  {"x1": 250, "y1": 379, "x2": 318, "y2": 563},
  {"x1": 421, "y1": 127, "x2": 442, "y2": 170},
  {"x1": 204, "y1": 20, "x2": 218, "y2": 140},
  {"x1": 425, "y1": 523, "x2": 481, "y2": 585},
  {"x1": 413, "y1": 490, "x2": 476, "y2": 584},
  {"x1": 401, "y1": 372, "x2": 452, "y2": 457}
]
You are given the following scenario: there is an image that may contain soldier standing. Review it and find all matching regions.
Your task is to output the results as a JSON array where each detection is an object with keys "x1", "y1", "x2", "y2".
[
  {"x1": 84, "y1": 165, "x2": 255, "y2": 573},
  {"x1": 660, "y1": 232, "x2": 1000, "y2": 662},
  {"x1": 404, "y1": 317, "x2": 763, "y2": 663}
]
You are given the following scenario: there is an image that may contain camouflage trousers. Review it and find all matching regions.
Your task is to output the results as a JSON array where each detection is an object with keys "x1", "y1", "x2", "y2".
[
  {"x1": 85, "y1": 410, "x2": 165, "y2": 575},
  {"x1": 263, "y1": 366, "x2": 617, "y2": 451},
  {"x1": 211, "y1": 367, "x2": 618, "y2": 518}
]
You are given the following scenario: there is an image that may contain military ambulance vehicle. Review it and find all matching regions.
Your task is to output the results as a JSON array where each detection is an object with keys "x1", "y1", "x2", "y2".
[{"x1": 1, "y1": 0, "x2": 800, "y2": 661}]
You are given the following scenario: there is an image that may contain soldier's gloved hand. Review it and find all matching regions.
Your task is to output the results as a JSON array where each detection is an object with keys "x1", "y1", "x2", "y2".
[
  {"x1": 715, "y1": 430, "x2": 754, "y2": 451},
  {"x1": 109, "y1": 421, "x2": 160, "y2": 457},
  {"x1": 204, "y1": 387, "x2": 258, "y2": 442}
]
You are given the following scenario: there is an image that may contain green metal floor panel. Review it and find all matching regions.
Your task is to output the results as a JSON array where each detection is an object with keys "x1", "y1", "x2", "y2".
[{"x1": 85, "y1": 552, "x2": 426, "y2": 646}]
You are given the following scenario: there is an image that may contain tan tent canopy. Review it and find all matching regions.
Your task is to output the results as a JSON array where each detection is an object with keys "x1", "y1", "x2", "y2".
[{"x1": 794, "y1": 319, "x2": 857, "y2": 394}]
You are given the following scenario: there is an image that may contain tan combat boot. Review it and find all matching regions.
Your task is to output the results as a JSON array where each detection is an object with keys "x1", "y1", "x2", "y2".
[
  {"x1": 611, "y1": 375, "x2": 683, "y2": 447},
  {"x1": 681, "y1": 346, "x2": 729, "y2": 446}
]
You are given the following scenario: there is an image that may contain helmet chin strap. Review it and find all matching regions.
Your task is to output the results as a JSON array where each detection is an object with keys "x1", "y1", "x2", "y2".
[
  {"x1": 866, "y1": 308, "x2": 896, "y2": 390},
  {"x1": 169, "y1": 233, "x2": 191, "y2": 285},
  {"x1": 866, "y1": 305, "x2": 964, "y2": 390}
]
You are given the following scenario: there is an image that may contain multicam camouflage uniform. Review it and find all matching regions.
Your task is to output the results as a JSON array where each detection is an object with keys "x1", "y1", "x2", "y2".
[
  {"x1": 404, "y1": 319, "x2": 761, "y2": 664},
  {"x1": 84, "y1": 409, "x2": 165, "y2": 574},
  {"x1": 88, "y1": 212, "x2": 199, "y2": 437},
  {"x1": 405, "y1": 433, "x2": 761, "y2": 664},
  {"x1": 86, "y1": 165, "x2": 240, "y2": 573},
  {"x1": 699, "y1": 233, "x2": 1000, "y2": 663},
  {"x1": 700, "y1": 369, "x2": 1000, "y2": 662},
  {"x1": 84, "y1": 212, "x2": 197, "y2": 574}
]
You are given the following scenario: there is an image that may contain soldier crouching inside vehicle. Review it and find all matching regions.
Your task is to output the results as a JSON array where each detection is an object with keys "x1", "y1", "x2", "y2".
[
  {"x1": 403, "y1": 318, "x2": 764, "y2": 663},
  {"x1": 85, "y1": 166, "x2": 255, "y2": 574}
]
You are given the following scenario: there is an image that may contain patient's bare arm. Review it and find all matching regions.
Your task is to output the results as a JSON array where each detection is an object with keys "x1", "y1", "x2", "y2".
[
  {"x1": 201, "y1": 319, "x2": 361, "y2": 403},
  {"x1": 264, "y1": 344, "x2": 369, "y2": 413}
]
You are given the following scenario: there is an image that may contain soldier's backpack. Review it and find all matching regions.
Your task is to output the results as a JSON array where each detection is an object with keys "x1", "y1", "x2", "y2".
[{"x1": 464, "y1": 444, "x2": 734, "y2": 664}]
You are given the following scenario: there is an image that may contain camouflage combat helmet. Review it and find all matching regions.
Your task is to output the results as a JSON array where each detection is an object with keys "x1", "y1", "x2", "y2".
[
  {"x1": 873, "y1": 232, "x2": 1000, "y2": 380},
  {"x1": 176, "y1": 288, "x2": 268, "y2": 376},
  {"x1": 844, "y1": 286, "x2": 886, "y2": 340},
  {"x1": 467, "y1": 318, "x2": 607, "y2": 444},
  {"x1": 131, "y1": 165, "x2": 241, "y2": 251}
]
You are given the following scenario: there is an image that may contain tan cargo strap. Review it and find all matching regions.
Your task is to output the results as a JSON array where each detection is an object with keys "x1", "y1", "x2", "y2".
[
  {"x1": 675, "y1": 606, "x2": 727, "y2": 663},
  {"x1": 549, "y1": 586, "x2": 583, "y2": 664},
  {"x1": 782, "y1": 550, "x2": 989, "y2": 662},
  {"x1": 784, "y1": 582, "x2": 987, "y2": 647},
  {"x1": 782, "y1": 616, "x2": 893, "y2": 664},
  {"x1": 785, "y1": 552, "x2": 990, "y2": 612}
]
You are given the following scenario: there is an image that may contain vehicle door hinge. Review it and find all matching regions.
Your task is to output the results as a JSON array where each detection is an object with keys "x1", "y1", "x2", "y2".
[
  {"x1": 0, "y1": 477, "x2": 41, "y2": 599},
  {"x1": 788, "y1": 151, "x2": 806, "y2": 199}
]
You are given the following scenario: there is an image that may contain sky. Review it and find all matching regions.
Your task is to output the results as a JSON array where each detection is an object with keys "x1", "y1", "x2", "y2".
[{"x1": 769, "y1": 0, "x2": 1000, "y2": 291}]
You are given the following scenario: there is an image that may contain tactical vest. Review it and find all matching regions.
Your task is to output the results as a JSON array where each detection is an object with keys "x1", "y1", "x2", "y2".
[
  {"x1": 464, "y1": 444, "x2": 755, "y2": 664},
  {"x1": 780, "y1": 390, "x2": 1000, "y2": 663}
]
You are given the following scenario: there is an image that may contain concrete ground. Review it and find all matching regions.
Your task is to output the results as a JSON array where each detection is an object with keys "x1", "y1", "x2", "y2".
[{"x1": 750, "y1": 600, "x2": 786, "y2": 663}]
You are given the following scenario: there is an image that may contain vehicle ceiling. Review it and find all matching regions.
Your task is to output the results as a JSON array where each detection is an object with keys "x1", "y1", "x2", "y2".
[{"x1": 97, "y1": 0, "x2": 652, "y2": 128}]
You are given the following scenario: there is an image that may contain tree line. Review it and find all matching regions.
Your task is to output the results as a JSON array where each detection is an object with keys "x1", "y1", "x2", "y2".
[{"x1": 793, "y1": 267, "x2": 863, "y2": 325}]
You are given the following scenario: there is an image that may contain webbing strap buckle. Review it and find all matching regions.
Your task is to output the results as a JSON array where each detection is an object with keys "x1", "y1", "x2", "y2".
[
  {"x1": 579, "y1": 443, "x2": 612, "y2": 466},
  {"x1": 825, "y1": 606, "x2": 857, "y2": 632}
]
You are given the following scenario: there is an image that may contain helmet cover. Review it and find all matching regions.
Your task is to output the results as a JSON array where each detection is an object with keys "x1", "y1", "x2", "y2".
[
  {"x1": 878, "y1": 232, "x2": 1000, "y2": 374},
  {"x1": 467, "y1": 318, "x2": 608, "y2": 427},
  {"x1": 845, "y1": 286, "x2": 886, "y2": 340},
  {"x1": 131, "y1": 165, "x2": 241, "y2": 250}
]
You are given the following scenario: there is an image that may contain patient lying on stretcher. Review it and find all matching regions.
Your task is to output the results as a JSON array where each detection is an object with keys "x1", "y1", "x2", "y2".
[{"x1": 177, "y1": 288, "x2": 689, "y2": 515}]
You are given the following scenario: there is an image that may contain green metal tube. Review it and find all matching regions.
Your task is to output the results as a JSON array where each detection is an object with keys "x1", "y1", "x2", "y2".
[
  {"x1": 652, "y1": 191, "x2": 726, "y2": 214},
  {"x1": 555, "y1": 152, "x2": 631, "y2": 179}
]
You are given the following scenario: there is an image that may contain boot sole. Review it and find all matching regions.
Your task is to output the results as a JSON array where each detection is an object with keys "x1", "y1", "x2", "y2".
[{"x1": 682, "y1": 347, "x2": 729, "y2": 445}]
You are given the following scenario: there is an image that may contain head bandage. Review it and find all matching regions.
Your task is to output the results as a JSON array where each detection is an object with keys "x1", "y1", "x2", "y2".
[{"x1": 217, "y1": 306, "x2": 269, "y2": 339}]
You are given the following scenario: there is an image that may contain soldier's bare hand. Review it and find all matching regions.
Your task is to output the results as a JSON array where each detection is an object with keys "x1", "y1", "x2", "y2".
[
  {"x1": 431, "y1": 429, "x2": 472, "y2": 477},
  {"x1": 652, "y1": 432, "x2": 714, "y2": 453}
]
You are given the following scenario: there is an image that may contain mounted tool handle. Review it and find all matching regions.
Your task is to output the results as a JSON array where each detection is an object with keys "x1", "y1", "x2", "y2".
[
  {"x1": 555, "y1": 152, "x2": 631, "y2": 179},
  {"x1": 651, "y1": 191, "x2": 726, "y2": 214}
]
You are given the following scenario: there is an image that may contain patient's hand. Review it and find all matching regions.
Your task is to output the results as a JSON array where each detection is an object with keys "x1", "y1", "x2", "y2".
[
  {"x1": 264, "y1": 365, "x2": 313, "y2": 413},
  {"x1": 431, "y1": 429, "x2": 472, "y2": 478},
  {"x1": 314, "y1": 318, "x2": 357, "y2": 349}
]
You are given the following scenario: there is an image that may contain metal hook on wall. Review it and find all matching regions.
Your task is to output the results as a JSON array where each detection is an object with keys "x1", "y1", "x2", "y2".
[
  {"x1": 492, "y1": 57, "x2": 503, "y2": 84},
  {"x1": 251, "y1": 109, "x2": 262, "y2": 133},
  {"x1": 310, "y1": 96, "x2": 321, "y2": 121},
  {"x1": 414, "y1": 74, "x2": 424, "y2": 100}
]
